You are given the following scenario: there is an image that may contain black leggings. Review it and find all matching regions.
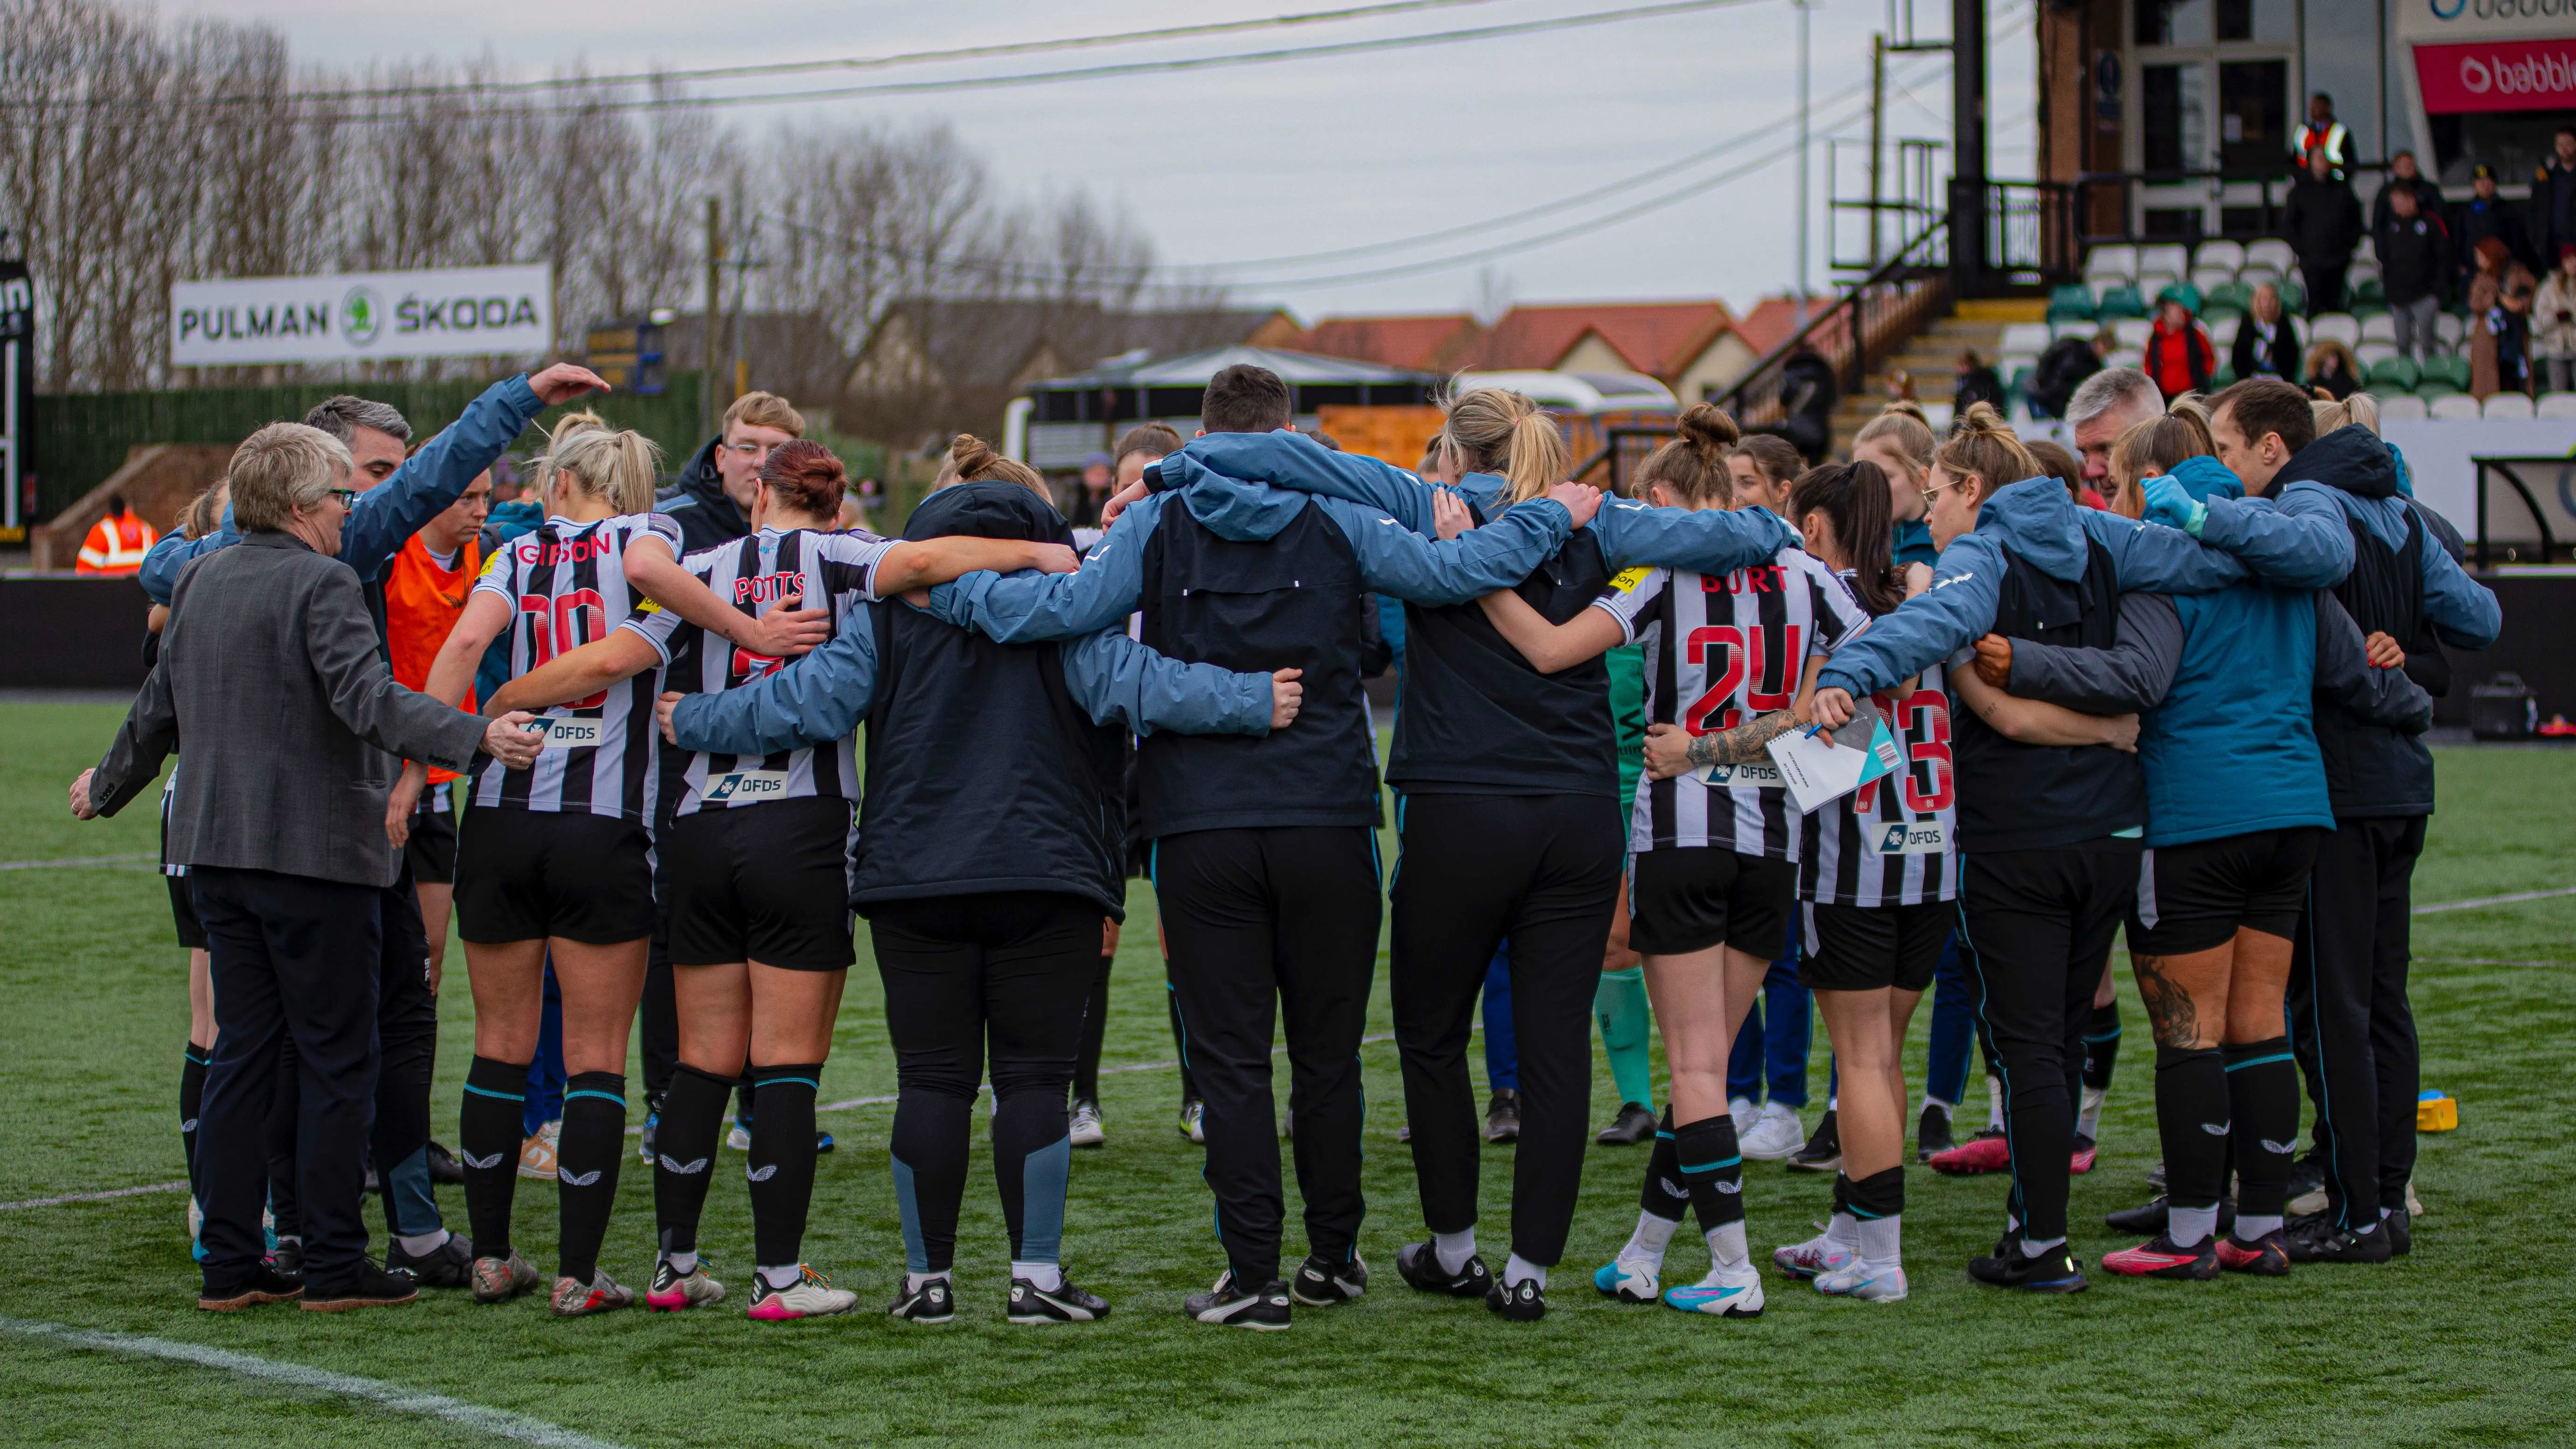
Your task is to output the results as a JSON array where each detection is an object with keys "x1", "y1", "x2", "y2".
[
  {"x1": 1391, "y1": 793, "x2": 1620, "y2": 1268},
  {"x1": 1956, "y1": 844, "x2": 2135, "y2": 1245},
  {"x1": 873, "y1": 892, "x2": 1100, "y2": 1274},
  {"x1": 1155, "y1": 826, "x2": 1382, "y2": 1288}
]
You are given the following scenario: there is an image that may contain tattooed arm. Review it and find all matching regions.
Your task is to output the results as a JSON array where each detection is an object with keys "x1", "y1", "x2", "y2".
[{"x1": 1641, "y1": 711, "x2": 1803, "y2": 780}]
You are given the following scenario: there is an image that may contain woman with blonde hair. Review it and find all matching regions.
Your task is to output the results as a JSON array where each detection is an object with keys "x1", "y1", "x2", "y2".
[
  {"x1": 1808, "y1": 402, "x2": 2351, "y2": 1293},
  {"x1": 1157, "y1": 391, "x2": 1800, "y2": 1319},
  {"x1": 1850, "y1": 402, "x2": 1940, "y2": 567},
  {"x1": 416, "y1": 426, "x2": 834, "y2": 1316}
]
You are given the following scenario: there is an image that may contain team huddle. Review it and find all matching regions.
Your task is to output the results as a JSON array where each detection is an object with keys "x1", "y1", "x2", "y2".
[{"x1": 77, "y1": 355, "x2": 2497, "y2": 1325}]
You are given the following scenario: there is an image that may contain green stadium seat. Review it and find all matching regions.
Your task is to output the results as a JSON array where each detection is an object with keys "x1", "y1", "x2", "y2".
[
  {"x1": 2367, "y1": 355, "x2": 2421, "y2": 392},
  {"x1": 2047, "y1": 284, "x2": 2096, "y2": 323},
  {"x1": 2206, "y1": 279, "x2": 2255, "y2": 315},
  {"x1": 2422, "y1": 353, "x2": 2472, "y2": 390},
  {"x1": 2210, "y1": 364, "x2": 2238, "y2": 387},
  {"x1": 2095, "y1": 285, "x2": 2147, "y2": 320},
  {"x1": 2353, "y1": 277, "x2": 2387, "y2": 307},
  {"x1": 2413, "y1": 378, "x2": 2460, "y2": 399}
]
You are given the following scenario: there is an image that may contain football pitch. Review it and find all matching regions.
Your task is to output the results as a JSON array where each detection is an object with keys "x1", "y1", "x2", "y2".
[{"x1": 2, "y1": 698, "x2": 2571, "y2": 1447}]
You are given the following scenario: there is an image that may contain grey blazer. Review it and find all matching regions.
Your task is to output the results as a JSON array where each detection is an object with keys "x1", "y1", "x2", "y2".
[{"x1": 91, "y1": 531, "x2": 488, "y2": 888}]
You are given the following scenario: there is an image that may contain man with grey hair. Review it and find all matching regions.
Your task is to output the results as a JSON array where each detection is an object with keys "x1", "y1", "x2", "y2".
[
  {"x1": 130, "y1": 363, "x2": 607, "y2": 1288},
  {"x1": 2064, "y1": 368, "x2": 2167, "y2": 494},
  {"x1": 72, "y1": 422, "x2": 546, "y2": 1313}
]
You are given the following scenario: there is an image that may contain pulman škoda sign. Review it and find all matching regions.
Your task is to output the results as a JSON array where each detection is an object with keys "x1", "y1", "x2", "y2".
[{"x1": 169, "y1": 264, "x2": 552, "y2": 366}]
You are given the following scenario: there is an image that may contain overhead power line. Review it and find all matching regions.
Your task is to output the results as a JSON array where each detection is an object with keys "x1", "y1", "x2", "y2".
[{"x1": 5, "y1": 0, "x2": 1773, "y2": 125}]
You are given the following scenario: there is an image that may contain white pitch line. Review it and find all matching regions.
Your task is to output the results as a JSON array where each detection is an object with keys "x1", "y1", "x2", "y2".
[
  {"x1": 2413, "y1": 885, "x2": 2576, "y2": 915},
  {"x1": 0, "y1": 853, "x2": 158, "y2": 871},
  {"x1": 0, "y1": 1315, "x2": 632, "y2": 1449},
  {"x1": 0, "y1": 1180, "x2": 188, "y2": 1212}
]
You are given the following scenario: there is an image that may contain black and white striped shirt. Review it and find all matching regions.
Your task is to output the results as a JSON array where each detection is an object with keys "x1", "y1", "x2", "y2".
[
  {"x1": 1592, "y1": 548, "x2": 1869, "y2": 857},
  {"x1": 1797, "y1": 661, "x2": 1959, "y2": 905},
  {"x1": 622, "y1": 528, "x2": 894, "y2": 815},
  {"x1": 466, "y1": 512, "x2": 681, "y2": 822}
]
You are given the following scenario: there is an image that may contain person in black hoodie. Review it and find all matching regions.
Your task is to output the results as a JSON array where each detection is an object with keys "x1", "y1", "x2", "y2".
[
  {"x1": 2205, "y1": 380, "x2": 2500, "y2": 1264},
  {"x1": 2368, "y1": 151, "x2": 2444, "y2": 236},
  {"x1": 2284, "y1": 149, "x2": 2364, "y2": 315},
  {"x1": 2375, "y1": 185, "x2": 2451, "y2": 366},
  {"x1": 2229, "y1": 284, "x2": 2302, "y2": 384}
]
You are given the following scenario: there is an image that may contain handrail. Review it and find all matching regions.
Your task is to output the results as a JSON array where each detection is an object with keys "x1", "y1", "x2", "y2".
[{"x1": 1712, "y1": 217, "x2": 1949, "y2": 423}]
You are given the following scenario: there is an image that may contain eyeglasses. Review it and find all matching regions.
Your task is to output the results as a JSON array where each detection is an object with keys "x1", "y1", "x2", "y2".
[
  {"x1": 726, "y1": 442, "x2": 775, "y2": 459},
  {"x1": 1919, "y1": 478, "x2": 1968, "y2": 507},
  {"x1": 326, "y1": 488, "x2": 359, "y2": 508}
]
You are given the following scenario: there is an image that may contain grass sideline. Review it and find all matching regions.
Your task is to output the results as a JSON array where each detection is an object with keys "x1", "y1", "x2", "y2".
[{"x1": 1, "y1": 699, "x2": 2571, "y2": 1447}]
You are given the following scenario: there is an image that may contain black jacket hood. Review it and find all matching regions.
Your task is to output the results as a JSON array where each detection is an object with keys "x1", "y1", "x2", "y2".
[
  {"x1": 903, "y1": 481, "x2": 1071, "y2": 546},
  {"x1": 678, "y1": 438, "x2": 747, "y2": 524},
  {"x1": 2280, "y1": 423, "x2": 2399, "y2": 501}
]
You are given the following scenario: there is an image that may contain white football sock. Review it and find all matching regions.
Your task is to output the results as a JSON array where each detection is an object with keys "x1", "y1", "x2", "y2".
[
  {"x1": 1622, "y1": 1211, "x2": 1681, "y2": 1266},
  {"x1": 662, "y1": 1248, "x2": 698, "y2": 1275},
  {"x1": 1823, "y1": 1210, "x2": 1859, "y2": 1253},
  {"x1": 2235, "y1": 1212, "x2": 2283, "y2": 1240},
  {"x1": 1857, "y1": 1212, "x2": 1902, "y2": 1264},
  {"x1": 759, "y1": 1263, "x2": 802, "y2": 1290},
  {"x1": 1433, "y1": 1229, "x2": 1478, "y2": 1276},
  {"x1": 1987, "y1": 1076, "x2": 2006, "y2": 1132},
  {"x1": 2167, "y1": 1205, "x2": 2217, "y2": 1248},
  {"x1": 396, "y1": 1229, "x2": 449, "y2": 1258},
  {"x1": 906, "y1": 1270, "x2": 948, "y2": 1293},
  {"x1": 1012, "y1": 1261, "x2": 1063, "y2": 1291},
  {"x1": 2076, "y1": 1084, "x2": 2107, "y2": 1139},
  {"x1": 2020, "y1": 1233, "x2": 2066, "y2": 1257},
  {"x1": 1501, "y1": 1254, "x2": 1547, "y2": 1289},
  {"x1": 1706, "y1": 1220, "x2": 1750, "y2": 1269}
]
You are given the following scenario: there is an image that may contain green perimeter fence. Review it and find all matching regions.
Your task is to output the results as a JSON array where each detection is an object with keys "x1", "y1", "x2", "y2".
[{"x1": 30, "y1": 370, "x2": 900, "y2": 526}]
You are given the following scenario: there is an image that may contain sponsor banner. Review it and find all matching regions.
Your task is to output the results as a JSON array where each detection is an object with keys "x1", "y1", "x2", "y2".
[
  {"x1": 170, "y1": 264, "x2": 551, "y2": 366},
  {"x1": 2415, "y1": 37, "x2": 2576, "y2": 113}
]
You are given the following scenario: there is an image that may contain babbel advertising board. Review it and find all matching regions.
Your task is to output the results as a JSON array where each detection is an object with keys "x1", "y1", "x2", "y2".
[{"x1": 169, "y1": 264, "x2": 552, "y2": 366}]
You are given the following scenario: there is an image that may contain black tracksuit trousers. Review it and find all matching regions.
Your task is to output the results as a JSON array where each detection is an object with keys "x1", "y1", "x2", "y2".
[
  {"x1": 1956, "y1": 843, "x2": 2136, "y2": 1245},
  {"x1": 1391, "y1": 793, "x2": 1620, "y2": 1268},
  {"x1": 2289, "y1": 814, "x2": 2426, "y2": 1230},
  {"x1": 1153, "y1": 827, "x2": 1382, "y2": 1289}
]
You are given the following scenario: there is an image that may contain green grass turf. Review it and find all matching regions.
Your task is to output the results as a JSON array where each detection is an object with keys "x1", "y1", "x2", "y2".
[{"x1": 2, "y1": 699, "x2": 2571, "y2": 1446}]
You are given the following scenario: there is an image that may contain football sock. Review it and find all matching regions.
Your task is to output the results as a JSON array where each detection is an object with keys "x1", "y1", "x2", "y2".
[
  {"x1": 1013, "y1": 1260, "x2": 1065, "y2": 1292},
  {"x1": 1673, "y1": 1114, "x2": 1745, "y2": 1235},
  {"x1": 652, "y1": 1064, "x2": 732, "y2": 1263},
  {"x1": 1621, "y1": 1210, "x2": 1681, "y2": 1266},
  {"x1": 1594, "y1": 967, "x2": 1655, "y2": 1108},
  {"x1": 2077, "y1": 1085, "x2": 2107, "y2": 1142},
  {"x1": 1638, "y1": 1106, "x2": 1689, "y2": 1220},
  {"x1": 1825, "y1": 1172, "x2": 1859, "y2": 1253},
  {"x1": 1987, "y1": 1075, "x2": 2006, "y2": 1132},
  {"x1": 2225, "y1": 1036, "x2": 2299, "y2": 1231},
  {"x1": 748, "y1": 1064, "x2": 823, "y2": 1273},
  {"x1": 556, "y1": 1072, "x2": 628, "y2": 1285},
  {"x1": 2153, "y1": 1045, "x2": 2230, "y2": 1230},
  {"x1": 1502, "y1": 1254, "x2": 1547, "y2": 1289},
  {"x1": 2081, "y1": 997, "x2": 2123, "y2": 1091},
  {"x1": 1848, "y1": 1166, "x2": 1904, "y2": 1254},
  {"x1": 395, "y1": 1229, "x2": 449, "y2": 1258},
  {"x1": 759, "y1": 1263, "x2": 803, "y2": 1291},
  {"x1": 992, "y1": 1084, "x2": 1069, "y2": 1268},
  {"x1": 458, "y1": 1055, "x2": 528, "y2": 1260}
]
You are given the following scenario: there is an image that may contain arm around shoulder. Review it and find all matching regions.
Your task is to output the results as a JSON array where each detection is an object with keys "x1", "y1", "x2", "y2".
[{"x1": 1061, "y1": 628, "x2": 1276, "y2": 736}]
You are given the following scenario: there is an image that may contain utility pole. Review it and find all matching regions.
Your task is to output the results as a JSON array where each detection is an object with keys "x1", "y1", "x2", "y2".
[
  {"x1": 1869, "y1": 32, "x2": 1887, "y2": 269},
  {"x1": 1949, "y1": 0, "x2": 1987, "y2": 300},
  {"x1": 700, "y1": 196, "x2": 722, "y2": 443},
  {"x1": 1795, "y1": 0, "x2": 1813, "y2": 329}
]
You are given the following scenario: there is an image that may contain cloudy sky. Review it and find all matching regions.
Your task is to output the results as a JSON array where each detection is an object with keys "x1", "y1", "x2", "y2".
[{"x1": 188, "y1": 0, "x2": 2035, "y2": 324}]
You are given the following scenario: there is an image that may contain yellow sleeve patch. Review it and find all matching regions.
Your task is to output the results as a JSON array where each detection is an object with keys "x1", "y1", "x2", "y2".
[
  {"x1": 1607, "y1": 567, "x2": 1650, "y2": 593},
  {"x1": 635, "y1": 598, "x2": 661, "y2": 615},
  {"x1": 476, "y1": 548, "x2": 508, "y2": 579}
]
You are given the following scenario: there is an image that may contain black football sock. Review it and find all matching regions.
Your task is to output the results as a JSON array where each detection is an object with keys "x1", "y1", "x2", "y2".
[
  {"x1": 994, "y1": 1086, "x2": 1073, "y2": 1268},
  {"x1": 556, "y1": 1072, "x2": 628, "y2": 1285},
  {"x1": 2225, "y1": 1037, "x2": 2299, "y2": 1233},
  {"x1": 1638, "y1": 1105, "x2": 1688, "y2": 1221},
  {"x1": 1073, "y1": 954, "x2": 1113, "y2": 1103},
  {"x1": 651, "y1": 1065, "x2": 732, "y2": 1265},
  {"x1": 180, "y1": 1045, "x2": 210, "y2": 1199},
  {"x1": 1673, "y1": 1113, "x2": 1746, "y2": 1236},
  {"x1": 2154, "y1": 1045, "x2": 2230, "y2": 1246},
  {"x1": 748, "y1": 1064, "x2": 822, "y2": 1280},
  {"x1": 459, "y1": 1055, "x2": 529, "y2": 1260},
  {"x1": 2082, "y1": 999, "x2": 2123, "y2": 1091}
]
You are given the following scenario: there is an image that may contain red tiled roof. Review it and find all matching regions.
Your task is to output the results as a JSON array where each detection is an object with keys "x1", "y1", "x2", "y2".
[
  {"x1": 1296, "y1": 313, "x2": 1480, "y2": 370},
  {"x1": 1474, "y1": 301, "x2": 1735, "y2": 377}
]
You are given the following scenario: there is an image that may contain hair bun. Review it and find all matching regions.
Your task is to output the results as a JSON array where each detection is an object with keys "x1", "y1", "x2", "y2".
[
  {"x1": 1952, "y1": 400, "x2": 2011, "y2": 437},
  {"x1": 1676, "y1": 401, "x2": 1739, "y2": 459},
  {"x1": 1879, "y1": 398, "x2": 1930, "y2": 427},
  {"x1": 949, "y1": 434, "x2": 998, "y2": 476}
]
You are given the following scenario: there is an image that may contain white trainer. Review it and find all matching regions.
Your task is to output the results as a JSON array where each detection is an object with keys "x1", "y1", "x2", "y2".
[
  {"x1": 1740, "y1": 1101, "x2": 1806, "y2": 1160},
  {"x1": 1771, "y1": 1231, "x2": 1857, "y2": 1279},
  {"x1": 1728, "y1": 1096, "x2": 1760, "y2": 1140},
  {"x1": 1662, "y1": 1261, "x2": 1766, "y2": 1317},
  {"x1": 725, "y1": 1122, "x2": 753, "y2": 1152},
  {"x1": 747, "y1": 1266, "x2": 859, "y2": 1322},
  {"x1": 1068, "y1": 1099, "x2": 1105, "y2": 1149},
  {"x1": 1179, "y1": 1100, "x2": 1206, "y2": 1144},
  {"x1": 1815, "y1": 1261, "x2": 1909, "y2": 1302}
]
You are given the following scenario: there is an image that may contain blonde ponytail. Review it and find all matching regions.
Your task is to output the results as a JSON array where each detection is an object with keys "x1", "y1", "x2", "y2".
[
  {"x1": 1930, "y1": 401, "x2": 2037, "y2": 501},
  {"x1": 940, "y1": 432, "x2": 1051, "y2": 504},
  {"x1": 1439, "y1": 386, "x2": 1570, "y2": 504},
  {"x1": 550, "y1": 427, "x2": 662, "y2": 516}
]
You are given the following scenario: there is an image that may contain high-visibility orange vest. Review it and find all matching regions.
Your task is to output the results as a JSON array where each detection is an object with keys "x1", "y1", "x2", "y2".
[
  {"x1": 76, "y1": 512, "x2": 158, "y2": 575},
  {"x1": 384, "y1": 532, "x2": 481, "y2": 784}
]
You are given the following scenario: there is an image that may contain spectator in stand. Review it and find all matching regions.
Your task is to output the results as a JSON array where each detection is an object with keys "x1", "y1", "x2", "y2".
[
  {"x1": 2454, "y1": 165, "x2": 2535, "y2": 297},
  {"x1": 2026, "y1": 326, "x2": 2110, "y2": 420},
  {"x1": 2533, "y1": 125, "x2": 2576, "y2": 262},
  {"x1": 2534, "y1": 246, "x2": 2576, "y2": 395},
  {"x1": 2231, "y1": 283, "x2": 2302, "y2": 384},
  {"x1": 2303, "y1": 339, "x2": 2362, "y2": 400},
  {"x1": 1953, "y1": 350, "x2": 2006, "y2": 413},
  {"x1": 2141, "y1": 293, "x2": 2217, "y2": 402},
  {"x1": 1773, "y1": 344, "x2": 1839, "y2": 465},
  {"x1": 2369, "y1": 151, "x2": 2444, "y2": 236},
  {"x1": 2466, "y1": 237, "x2": 2538, "y2": 400},
  {"x1": 2286, "y1": 149, "x2": 2364, "y2": 315},
  {"x1": 2290, "y1": 92, "x2": 2349, "y2": 177},
  {"x1": 2375, "y1": 184, "x2": 2451, "y2": 367}
]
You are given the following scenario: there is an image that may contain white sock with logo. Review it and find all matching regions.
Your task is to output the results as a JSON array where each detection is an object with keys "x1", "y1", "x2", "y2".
[
  {"x1": 1857, "y1": 1212, "x2": 1901, "y2": 1266},
  {"x1": 1433, "y1": 1229, "x2": 1478, "y2": 1276},
  {"x1": 1501, "y1": 1254, "x2": 1547, "y2": 1290},
  {"x1": 1012, "y1": 1261, "x2": 1063, "y2": 1292}
]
